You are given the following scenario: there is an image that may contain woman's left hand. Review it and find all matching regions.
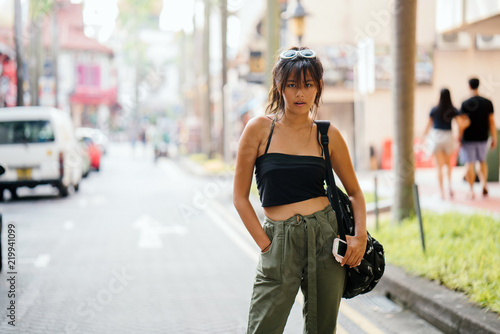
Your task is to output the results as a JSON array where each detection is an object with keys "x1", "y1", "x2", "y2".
[{"x1": 341, "y1": 234, "x2": 367, "y2": 268}]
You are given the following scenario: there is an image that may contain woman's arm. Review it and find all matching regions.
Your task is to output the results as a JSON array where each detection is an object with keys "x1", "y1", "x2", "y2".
[
  {"x1": 328, "y1": 124, "x2": 367, "y2": 268},
  {"x1": 233, "y1": 117, "x2": 272, "y2": 252},
  {"x1": 423, "y1": 116, "x2": 433, "y2": 138}
]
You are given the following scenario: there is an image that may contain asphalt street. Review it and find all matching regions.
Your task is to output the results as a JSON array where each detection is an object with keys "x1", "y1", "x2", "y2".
[{"x1": 0, "y1": 143, "x2": 443, "y2": 333}]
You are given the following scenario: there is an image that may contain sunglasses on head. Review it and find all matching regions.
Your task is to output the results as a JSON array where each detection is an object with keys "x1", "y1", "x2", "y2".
[{"x1": 280, "y1": 49, "x2": 317, "y2": 60}]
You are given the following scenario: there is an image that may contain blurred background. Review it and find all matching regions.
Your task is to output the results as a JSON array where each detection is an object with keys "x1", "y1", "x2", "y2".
[
  {"x1": 0, "y1": 0, "x2": 499, "y2": 333},
  {"x1": 0, "y1": 0, "x2": 498, "y2": 168}
]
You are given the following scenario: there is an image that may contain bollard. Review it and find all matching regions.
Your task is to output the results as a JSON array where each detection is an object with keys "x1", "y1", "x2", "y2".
[
  {"x1": 374, "y1": 175, "x2": 379, "y2": 231},
  {"x1": 413, "y1": 184, "x2": 426, "y2": 253}
]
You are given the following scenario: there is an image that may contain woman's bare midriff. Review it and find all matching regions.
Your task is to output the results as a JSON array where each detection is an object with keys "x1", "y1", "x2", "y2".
[{"x1": 263, "y1": 196, "x2": 330, "y2": 221}]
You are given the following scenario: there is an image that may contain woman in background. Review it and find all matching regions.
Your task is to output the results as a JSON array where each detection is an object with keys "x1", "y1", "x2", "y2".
[{"x1": 423, "y1": 88, "x2": 458, "y2": 199}]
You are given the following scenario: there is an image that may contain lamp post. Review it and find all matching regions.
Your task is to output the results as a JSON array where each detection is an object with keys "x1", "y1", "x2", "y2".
[{"x1": 289, "y1": 0, "x2": 307, "y2": 46}]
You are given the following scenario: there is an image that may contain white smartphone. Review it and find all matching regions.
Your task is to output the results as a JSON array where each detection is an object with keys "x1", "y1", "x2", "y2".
[{"x1": 332, "y1": 237, "x2": 347, "y2": 263}]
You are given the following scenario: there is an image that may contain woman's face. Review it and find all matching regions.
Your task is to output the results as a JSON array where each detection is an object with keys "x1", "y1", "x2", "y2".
[{"x1": 282, "y1": 69, "x2": 318, "y2": 116}]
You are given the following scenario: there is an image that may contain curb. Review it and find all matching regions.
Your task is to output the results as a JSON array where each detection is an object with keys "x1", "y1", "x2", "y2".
[{"x1": 377, "y1": 265, "x2": 500, "y2": 334}]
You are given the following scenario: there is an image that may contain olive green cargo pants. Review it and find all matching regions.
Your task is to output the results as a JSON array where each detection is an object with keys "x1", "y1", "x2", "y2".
[{"x1": 247, "y1": 205, "x2": 346, "y2": 334}]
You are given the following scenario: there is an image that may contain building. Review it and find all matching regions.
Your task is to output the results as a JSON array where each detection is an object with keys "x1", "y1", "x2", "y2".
[
  {"x1": 0, "y1": 0, "x2": 17, "y2": 108},
  {"x1": 42, "y1": 2, "x2": 117, "y2": 129},
  {"x1": 232, "y1": 0, "x2": 500, "y2": 170}
]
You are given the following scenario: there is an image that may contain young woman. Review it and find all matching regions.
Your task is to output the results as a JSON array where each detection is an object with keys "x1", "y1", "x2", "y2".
[
  {"x1": 423, "y1": 88, "x2": 458, "y2": 199},
  {"x1": 233, "y1": 47, "x2": 367, "y2": 333}
]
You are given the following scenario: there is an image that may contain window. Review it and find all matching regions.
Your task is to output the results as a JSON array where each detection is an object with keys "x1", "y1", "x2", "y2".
[
  {"x1": 77, "y1": 64, "x2": 101, "y2": 86},
  {"x1": 0, "y1": 120, "x2": 55, "y2": 144}
]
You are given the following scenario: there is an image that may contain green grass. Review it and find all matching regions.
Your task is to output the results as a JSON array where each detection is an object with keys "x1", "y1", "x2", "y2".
[
  {"x1": 188, "y1": 154, "x2": 234, "y2": 173},
  {"x1": 363, "y1": 192, "x2": 376, "y2": 203},
  {"x1": 372, "y1": 212, "x2": 500, "y2": 314}
]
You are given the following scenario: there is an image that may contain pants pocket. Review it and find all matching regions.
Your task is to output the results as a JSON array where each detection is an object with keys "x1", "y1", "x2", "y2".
[
  {"x1": 256, "y1": 223, "x2": 283, "y2": 282},
  {"x1": 321, "y1": 210, "x2": 341, "y2": 269}
]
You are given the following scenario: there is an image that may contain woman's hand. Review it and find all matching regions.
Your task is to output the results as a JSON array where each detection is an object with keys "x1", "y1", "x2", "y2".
[{"x1": 341, "y1": 234, "x2": 367, "y2": 268}]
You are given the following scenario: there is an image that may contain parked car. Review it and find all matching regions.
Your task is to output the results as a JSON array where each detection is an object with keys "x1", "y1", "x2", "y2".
[
  {"x1": 76, "y1": 128, "x2": 102, "y2": 171},
  {"x1": 78, "y1": 137, "x2": 91, "y2": 178},
  {"x1": 92, "y1": 128, "x2": 109, "y2": 155},
  {"x1": 0, "y1": 107, "x2": 82, "y2": 200},
  {"x1": 76, "y1": 127, "x2": 108, "y2": 155}
]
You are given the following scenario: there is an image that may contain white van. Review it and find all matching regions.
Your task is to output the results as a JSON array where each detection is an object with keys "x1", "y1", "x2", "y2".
[{"x1": 0, "y1": 107, "x2": 82, "y2": 200}]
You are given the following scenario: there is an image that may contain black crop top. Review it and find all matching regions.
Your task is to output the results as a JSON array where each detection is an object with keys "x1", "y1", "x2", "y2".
[{"x1": 254, "y1": 119, "x2": 327, "y2": 207}]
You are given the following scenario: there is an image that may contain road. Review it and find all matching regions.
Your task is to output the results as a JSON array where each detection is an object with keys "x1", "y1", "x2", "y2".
[{"x1": 0, "y1": 143, "x2": 443, "y2": 333}]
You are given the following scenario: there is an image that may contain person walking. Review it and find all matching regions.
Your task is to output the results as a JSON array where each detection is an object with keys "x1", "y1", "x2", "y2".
[
  {"x1": 459, "y1": 78, "x2": 497, "y2": 199},
  {"x1": 423, "y1": 88, "x2": 458, "y2": 199},
  {"x1": 233, "y1": 47, "x2": 367, "y2": 334}
]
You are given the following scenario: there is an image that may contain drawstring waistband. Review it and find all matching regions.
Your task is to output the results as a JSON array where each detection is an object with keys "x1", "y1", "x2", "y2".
[{"x1": 264, "y1": 205, "x2": 332, "y2": 333}]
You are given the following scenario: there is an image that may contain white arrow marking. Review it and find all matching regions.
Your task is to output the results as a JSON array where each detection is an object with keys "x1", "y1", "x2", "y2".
[
  {"x1": 63, "y1": 220, "x2": 75, "y2": 230},
  {"x1": 133, "y1": 215, "x2": 188, "y2": 249},
  {"x1": 34, "y1": 254, "x2": 51, "y2": 268}
]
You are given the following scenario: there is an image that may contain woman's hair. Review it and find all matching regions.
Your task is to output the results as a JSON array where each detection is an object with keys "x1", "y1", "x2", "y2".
[
  {"x1": 437, "y1": 88, "x2": 452, "y2": 110},
  {"x1": 436, "y1": 88, "x2": 455, "y2": 122},
  {"x1": 265, "y1": 46, "x2": 324, "y2": 117}
]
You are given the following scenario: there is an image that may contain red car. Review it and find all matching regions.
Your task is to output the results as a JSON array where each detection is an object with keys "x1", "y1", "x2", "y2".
[
  {"x1": 83, "y1": 136, "x2": 102, "y2": 171},
  {"x1": 76, "y1": 128, "x2": 103, "y2": 172}
]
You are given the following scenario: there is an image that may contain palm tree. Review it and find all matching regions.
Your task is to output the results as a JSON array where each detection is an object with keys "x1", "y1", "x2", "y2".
[
  {"x1": 28, "y1": 0, "x2": 56, "y2": 107},
  {"x1": 392, "y1": 0, "x2": 417, "y2": 222},
  {"x1": 14, "y1": 0, "x2": 24, "y2": 106}
]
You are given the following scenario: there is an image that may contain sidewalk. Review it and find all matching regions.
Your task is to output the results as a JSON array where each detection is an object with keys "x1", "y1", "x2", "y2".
[
  {"x1": 354, "y1": 166, "x2": 500, "y2": 333},
  {"x1": 176, "y1": 156, "x2": 500, "y2": 333},
  {"x1": 357, "y1": 166, "x2": 500, "y2": 217}
]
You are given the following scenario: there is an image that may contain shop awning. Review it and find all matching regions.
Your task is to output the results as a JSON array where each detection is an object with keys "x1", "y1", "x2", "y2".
[{"x1": 70, "y1": 86, "x2": 117, "y2": 106}]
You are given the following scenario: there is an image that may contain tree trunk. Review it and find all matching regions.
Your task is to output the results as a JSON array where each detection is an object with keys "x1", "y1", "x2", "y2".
[
  {"x1": 29, "y1": 17, "x2": 43, "y2": 106},
  {"x1": 14, "y1": 0, "x2": 24, "y2": 106},
  {"x1": 52, "y1": 5, "x2": 59, "y2": 108},
  {"x1": 392, "y1": 0, "x2": 417, "y2": 223},
  {"x1": 265, "y1": 0, "x2": 280, "y2": 90},
  {"x1": 202, "y1": 0, "x2": 212, "y2": 157},
  {"x1": 220, "y1": 0, "x2": 228, "y2": 162}
]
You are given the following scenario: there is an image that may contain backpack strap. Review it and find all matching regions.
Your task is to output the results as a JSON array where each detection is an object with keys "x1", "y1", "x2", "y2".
[{"x1": 315, "y1": 120, "x2": 347, "y2": 241}]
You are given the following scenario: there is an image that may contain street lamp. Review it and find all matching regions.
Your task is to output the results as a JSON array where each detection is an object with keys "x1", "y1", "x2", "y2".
[{"x1": 288, "y1": 0, "x2": 308, "y2": 46}]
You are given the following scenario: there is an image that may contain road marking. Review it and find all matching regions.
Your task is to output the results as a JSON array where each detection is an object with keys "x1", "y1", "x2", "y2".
[
  {"x1": 340, "y1": 302, "x2": 386, "y2": 334},
  {"x1": 133, "y1": 214, "x2": 188, "y2": 249},
  {"x1": 77, "y1": 195, "x2": 109, "y2": 208},
  {"x1": 63, "y1": 220, "x2": 75, "y2": 230},
  {"x1": 78, "y1": 198, "x2": 89, "y2": 208},
  {"x1": 34, "y1": 254, "x2": 51, "y2": 268}
]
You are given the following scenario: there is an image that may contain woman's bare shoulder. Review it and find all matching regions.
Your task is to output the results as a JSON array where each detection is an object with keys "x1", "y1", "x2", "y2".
[
  {"x1": 244, "y1": 114, "x2": 274, "y2": 135},
  {"x1": 326, "y1": 122, "x2": 342, "y2": 138}
]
